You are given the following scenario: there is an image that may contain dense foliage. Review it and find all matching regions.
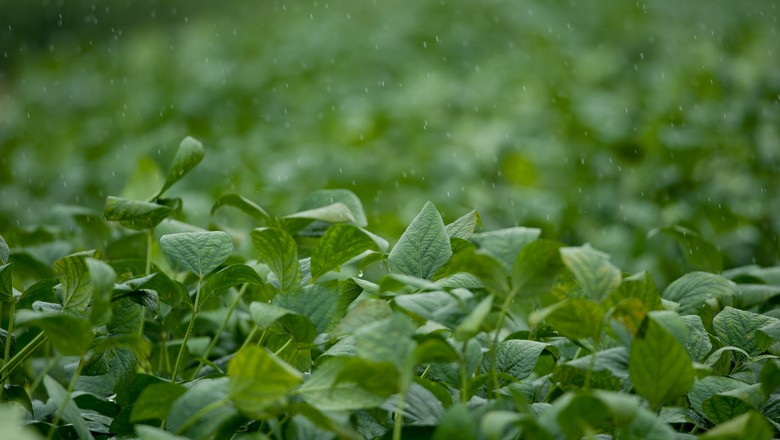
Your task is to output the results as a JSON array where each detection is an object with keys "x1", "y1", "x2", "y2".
[{"x1": 0, "y1": 138, "x2": 778, "y2": 439}]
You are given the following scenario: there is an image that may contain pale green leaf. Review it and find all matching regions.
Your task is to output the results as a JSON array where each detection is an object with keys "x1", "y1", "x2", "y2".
[
  {"x1": 530, "y1": 298, "x2": 605, "y2": 340},
  {"x1": 297, "y1": 357, "x2": 388, "y2": 411},
  {"x1": 85, "y1": 257, "x2": 116, "y2": 325},
  {"x1": 298, "y1": 189, "x2": 367, "y2": 227},
  {"x1": 388, "y1": 201, "x2": 452, "y2": 279},
  {"x1": 16, "y1": 310, "x2": 93, "y2": 356},
  {"x1": 433, "y1": 404, "x2": 478, "y2": 440},
  {"x1": 250, "y1": 227, "x2": 300, "y2": 293},
  {"x1": 560, "y1": 245, "x2": 621, "y2": 301},
  {"x1": 712, "y1": 306, "x2": 778, "y2": 356},
  {"x1": 228, "y1": 346, "x2": 303, "y2": 415},
  {"x1": 354, "y1": 312, "x2": 416, "y2": 370},
  {"x1": 159, "y1": 231, "x2": 233, "y2": 277},
  {"x1": 453, "y1": 294, "x2": 493, "y2": 341},
  {"x1": 445, "y1": 210, "x2": 480, "y2": 240},
  {"x1": 131, "y1": 382, "x2": 187, "y2": 421},
  {"x1": 156, "y1": 136, "x2": 205, "y2": 199},
  {"x1": 210, "y1": 193, "x2": 269, "y2": 223},
  {"x1": 649, "y1": 225, "x2": 723, "y2": 273},
  {"x1": 44, "y1": 376, "x2": 94, "y2": 440},
  {"x1": 663, "y1": 272, "x2": 736, "y2": 316},
  {"x1": 700, "y1": 411, "x2": 773, "y2": 440},
  {"x1": 311, "y1": 224, "x2": 375, "y2": 281},
  {"x1": 167, "y1": 377, "x2": 235, "y2": 439},
  {"x1": 471, "y1": 227, "x2": 540, "y2": 270}
]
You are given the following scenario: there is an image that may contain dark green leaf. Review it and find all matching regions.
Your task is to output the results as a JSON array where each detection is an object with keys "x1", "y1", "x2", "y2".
[
  {"x1": 297, "y1": 357, "x2": 389, "y2": 411},
  {"x1": 471, "y1": 227, "x2": 540, "y2": 270},
  {"x1": 0, "y1": 263, "x2": 13, "y2": 301},
  {"x1": 0, "y1": 234, "x2": 9, "y2": 265},
  {"x1": 560, "y1": 245, "x2": 621, "y2": 301},
  {"x1": 251, "y1": 227, "x2": 300, "y2": 293},
  {"x1": 606, "y1": 271, "x2": 663, "y2": 311},
  {"x1": 699, "y1": 411, "x2": 773, "y2": 440},
  {"x1": 210, "y1": 193, "x2": 269, "y2": 223},
  {"x1": 490, "y1": 339, "x2": 555, "y2": 380},
  {"x1": 155, "y1": 136, "x2": 205, "y2": 199},
  {"x1": 649, "y1": 225, "x2": 723, "y2": 273},
  {"x1": 332, "y1": 298, "x2": 393, "y2": 337},
  {"x1": 310, "y1": 224, "x2": 375, "y2": 281},
  {"x1": 1, "y1": 385, "x2": 33, "y2": 415},
  {"x1": 445, "y1": 210, "x2": 480, "y2": 240},
  {"x1": 200, "y1": 264, "x2": 263, "y2": 306},
  {"x1": 159, "y1": 231, "x2": 233, "y2": 277},
  {"x1": 355, "y1": 312, "x2": 416, "y2": 370},
  {"x1": 511, "y1": 240, "x2": 563, "y2": 298},
  {"x1": 228, "y1": 345, "x2": 303, "y2": 416},
  {"x1": 54, "y1": 251, "x2": 95, "y2": 311},
  {"x1": 712, "y1": 306, "x2": 778, "y2": 356},
  {"x1": 104, "y1": 196, "x2": 173, "y2": 230},
  {"x1": 663, "y1": 272, "x2": 736, "y2": 316},
  {"x1": 249, "y1": 302, "x2": 317, "y2": 344},
  {"x1": 630, "y1": 316, "x2": 694, "y2": 408},
  {"x1": 167, "y1": 377, "x2": 235, "y2": 439},
  {"x1": 689, "y1": 376, "x2": 747, "y2": 416},
  {"x1": 432, "y1": 404, "x2": 477, "y2": 440},
  {"x1": 131, "y1": 382, "x2": 187, "y2": 421},
  {"x1": 681, "y1": 314, "x2": 713, "y2": 362},
  {"x1": 388, "y1": 201, "x2": 451, "y2": 279},
  {"x1": 44, "y1": 375, "x2": 94, "y2": 440},
  {"x1": 453, "y1": 294, "x2": 493, "y2": 341},
  {"x1": 85, "y1": 258, "x2": 116, "y2": 325},
  {"x1": 274, "y1": 282, "x2": 340, "y2": 333},
  {"x1": 530, "y1": 298, "x2": 605, "y2": 340}
]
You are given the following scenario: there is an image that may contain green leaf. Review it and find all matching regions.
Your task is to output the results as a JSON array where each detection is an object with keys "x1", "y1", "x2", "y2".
[
  {"x1": 689, "y1": 376, "x2": 747, "y2": 416},
  {"x1": 560, "y1": 245, "x2": 621, "y2": 301},
  {"x1": 167, "y1": 377, "x2": 235, "y2": 439},
  {"x1": 713, "y1": 306, "x2": 778, "y2": 356},
  {"x1": 388, "y1": 201, "x2": 452, "y2": 279},
  {"x1": 490, "y1": 339, "x2": 555, "y2": 380},
  {"x1": 663, "y1": 272, "x2": 737, "y2": 316},
  {"x1": 249, "y1": 302, "x2": 317, "y2": 343},
  {"x1": 135, "y1": 425, "x2": 190, "y2": 440},
  {"x1": 606, "y1": 271, "x2": 663, "y2": 312},
  {"x1": 471, "y1": 227, "x2": 540, "y2": 270},
  {"x1": 251, "y1": 227, "x2": 300, "y2": 293},
  {"x1": 159, "y1": 231, "x2": 233, "y2": 277},
  {"x1": 85, "y1": 258, "x2": 116, "y2": 325},
  {"x1": 354, "y1": 312, "x2": 416, "y2": 370},
  {"x1": 394, "y1": 289, "x2": 473, "y2": 329},
  {"x1": 432, "y1": 404, "x2": 478, "y2": 440},
  {"x1": 285, "y1": 203, "x2": 355, "y2": 224},
  {"x1": 0, "y1": 263, "x2": 13, "y2": 301},
  {"x1": 332, "y1": 298, "x2": 393, "y2": 337},
  {"x1": 54, "y1": 251, "x2": 96, "y2": 311},
  {"x1": 44, "y1": 376, "x2": 94, "y2": 440},
  {"x1": 700, "y1": 411, "x2": 773, "y2": 440},
  {"x1": 629, "y1": 316, "x2": 694, "y2": 408},
  {"x1": 210, "y1": 193, "x2": 269, "y2": 223},
  {"x1": 760, "y1": 359, "x2": 780, "y2": 394},
  {"x1": 274, "y1": 282, "x2": 340, "y2": 333},
  {"x1": 756, "y1": 321, "x2": 780, "y2": 352},
  {"x1": 297, "y1": 357, "x2": 389, "y2": 411},
  {"x1": 115, "y1": 271, "x2": 187, "y2": 308},
  {"x1": 298, "y1": 189, "x2": 367, "y2": 227},
  {"x1": 530, "y1": 298, "x2": 605, "y2": 340},
  {"x1": 443, "y1": 248, "x2": 508, "y2": 294},
  {"x1": 0, "y1": 234, "x2": 9, "y2": 265},
  {"x1": 104, "y1": 196, "x2": 173, "y2": 230},
  {"x1": 200, "y1": 264, "x2": 263, "y2": 306},
  {"x1": 591, "y1": 390, "x2": 679, "y2": 440},
  {"x1": 228, "y1": 345, "x2": 303, "y2": 416},
  {"x1": 453, "y1": 294, "x2": 493, "y2": 341},
  {"x1": 155, "y1": 136, "x2": 205, "y2": 199},
  {"x1": 16, "y1": 310, "x2": 93, "y2": 356},
  {"x1": 649, "y1": 225, "x2": 723, "y2": 273},
  {"x1": 511, "y1": 240, "x2": 563, "y2": 298},
  {"x1": 445, "y1": 210, "x2": 480, "y2": 240},
  {"x1": 701, "y1": 385, "x2": 759, "y2": 424},
  {"x1": 310, "y1": 224, "x2": 375, "y2": 281},
  {"x1": 131, "y1": 382, "x2": 187, "y2": 421},
  {"x1": 681, "y1": 314, "x2": 713, "y2": 362}
]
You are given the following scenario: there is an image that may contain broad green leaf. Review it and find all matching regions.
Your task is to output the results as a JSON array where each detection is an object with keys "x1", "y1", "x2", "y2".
[
  {"x1": 471, "y1": 227, "x2": 540, "y2": 270},
  {"x1": 210, "y1": 193, "x2": 269, "y2": 223},
  {"x1": 167, "y1": 377, "x2": 235, "y2": 439},
  {"x1": 592, "y1": 390, "x2": 679, "y2": 440},
  {"x1": 332, "y1": 298, "x2": 393, "y2": 336},
  {"x1": 114, "y1": 271, "x2": 187, "y2": 308},
  {"x1": 228, "y1": 345, "x2": 302, "y2": 416},
  {"x1": 131, "y1": 382, "x2": 187, "y2": 421},
  {"x1": 733, "y1": 284, "x2": 780, "y2": 310},
  {"x1": 310, "y1": 224, "x2": 375, "y2": 281},
  {"x1": 412, "y1": 334, "x2": 459, "y2": 365},
  {"x1": 699, "y1": 411, "x2": 773, "y2": 440},
  {"x1": 135, "y1": 425, "x2": 189, "y2": 440},
  {"x1": 249, "y1": 302, "x2": 316, "y2": 343},
  {"x1": 394, "y1": 289, "x2": 472, "y2": 329},
  {"x1": 649, "y1": 225, "x2": 723, "y2": 273},
  {"x1": 443, "y1": 248, "x2": 508, "y2": 294},
  {"x1": 382, "y1": 381, "x2": 445, "y2": 425},
  {"x1": 0, "y1": 263, "x2": 13, "y2": 301},
  {"x1": 155, "y1": 136, "x2": 205, "y2": 199},
  {"x1": 297, "y1": 357, "x2": 389, "y2": 411},
  {"x1": 552, "y1": 347, "x2": 628, "y2": 391},
  {"x1": 43, "y1": 376, "x2": 94, "y2": 440},
  {"x1": 298, "y1": 189, "x2": 367, "y2": 227},
  {"x1": 285, "y1": 203, "x2": 355, "y2": 224},
  {"x1": 701, "y1": 384, "x2": 762, "y2": 424},
  {"x1": 663, "y1": 272, "x2": 737, "y2": 316},
  {"x1": 489, "y1": 339, "x2": 555, "y2": 380},
  {"x1": 530, "y1": 298, "x2": 605, "y2": 340},
  {"x1": 689, "y1": 376, "x2": 747, "y2": 416},
  {"x1": 159, "y1": 231, "x2": 233, "y2": 278},
  {"x1": 16, "y1": 310, "x2": 93, "y2": 356},
  {"x1": 453, "y1": 294, "x2": 493, "y2": 341},
  {"x1": 388, "y1": 201, "x2": 452, "y2": 279},
  {"x1": 54, "y1": 252, "x2": 95, "y2": 311},
  {"x1": 104, "y1": 196, "x2": 173, "y2": 230},
  {"x1": 200, "y1": 264, "x2": 263, "y2": 306},
  {"x1": 713, "y1": 306, "x2": 778, "y2": 356},
  {"x1": 606, "y1": 271, "x2": 663, "y2": 311},
  {"x1": 85, "y1": 258, "x2": 116, "y2": 325},
  {"x1": 756, "y1": 321, "x2": 780, "y2": 352},
  {"x1": 760, "y1": 359, "x2": 780, "y2": 393},
  {"x1": 274, "y1": 282, "x2": 340, "y2": 333},
  {"x1": 629, "y1": 316, "x2": 694, "y2": 408},
  {"x1": 511, "y1": 240, "x2": 563, "y2": 298},
  {"x1": 354, "y1": 312, "x2": 416, "y2": 370},
  {"x1": 0, "y1": 234, "x2": 8, "y2": 265},
  {"x1": 445, "y1": 210, "x2": 480, "y2": 240},
  {"x1": 1, "y1": 385, "x2": 34, "y2": 415},
  {"x1": 251, "y1": 227, "x2": 300, "y2": 293},
  {"x1": 560, "y1": 245, "x2": 621, "y2": 301},
  {"x1": 432, "y1": 404, "x2": 478, "y2": 440},
  {"x1": 681, "y1": 314, "x2": 713, "y2": 362}
]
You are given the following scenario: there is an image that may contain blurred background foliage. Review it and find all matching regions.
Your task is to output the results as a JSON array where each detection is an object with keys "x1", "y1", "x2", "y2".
[{"x1": 1, "y1": 0, "x2": 778, "y2": 286}]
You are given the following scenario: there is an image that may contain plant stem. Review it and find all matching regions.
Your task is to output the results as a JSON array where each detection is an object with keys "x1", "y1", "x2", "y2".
[
  {"x1": 583, "y1": 335, "x2": 601, "y2": 390},
  {"x1": 489, "y1": 291, "x2": 514, "y2": 397},
  {"x1": 392, "y1": 387, "x2": 408, "y2": 440},
  {"x1": 175, "y1": 397, "x2": 229, "y2": 435},
  {"x1": 48, "y1": 356, "x2": 86, "y2": 439},
  {"x1": 29, "y1": 353, "x2": 63, "y2": 396},
  {"x1": 273, "y1": 337, "x2": 293, "y2": 356},
  {"x1": 139, "y1": 228, "x2": 154, "y2": 337},
  {"x1": 460, "y1": 341, "x2": 469, "y2": 404},
  {"x1": 170, "y1": 276, "x2": 203, "y2": 383},
  {"x1": 191, "y1": 285, "x2": 247, "y2": 379},
  {"x1": 241, "y1": 326, "x2": 260, "y2": 351},
  {"x1": 0, "y1": 331, "x2": 47, "y2": 383}
]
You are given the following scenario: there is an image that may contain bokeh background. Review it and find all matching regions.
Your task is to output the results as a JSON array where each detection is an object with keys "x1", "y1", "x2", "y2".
[{"x1": 1, "y1": 0, "x2": 779, "y2": 286}]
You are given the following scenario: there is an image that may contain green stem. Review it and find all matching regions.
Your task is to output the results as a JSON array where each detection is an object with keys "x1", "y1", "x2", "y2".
[
  {"x1": 48, "y1": 356, "x2": 86, "y2": 439},
  {"x1": 175, "y1": 397, "x2": 229, "y2": 435},
  {"x1": 0, "y1": 331, "x2": 47, "y2": 383},
  {"x1": 191, "y1": 285, "x2": 247, "y2": 379},
  {"x1": 460, "y1": 341, "x2": 469, "y2": 404},
  {"x1": 170, "y1": 276, "x2": 203, "y2": 383},
  {"x1": 241, "y1": 326, "x2": 260, "y2": 351},
  {"x1": 273, "y1": 337, "x2": 293, "y2": 356},
  {"x1": 139, "y1": 228, "x2": 154, "y2": 337},
  {"x1": 489, "y1": 292, "x2": 514, "y2": 397},
  {"x1": 29, "y1": 353, "x2": 63, "y2": 396},
  {"x1": 3, "y1": 301, "x2": 15, "y2": 367},
  {"x1": 392, "y1": 387, "x2": 408, "y2": 440},
  {"x1": 583, "y1": 335, "x2": 601, "y2": 390}
]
